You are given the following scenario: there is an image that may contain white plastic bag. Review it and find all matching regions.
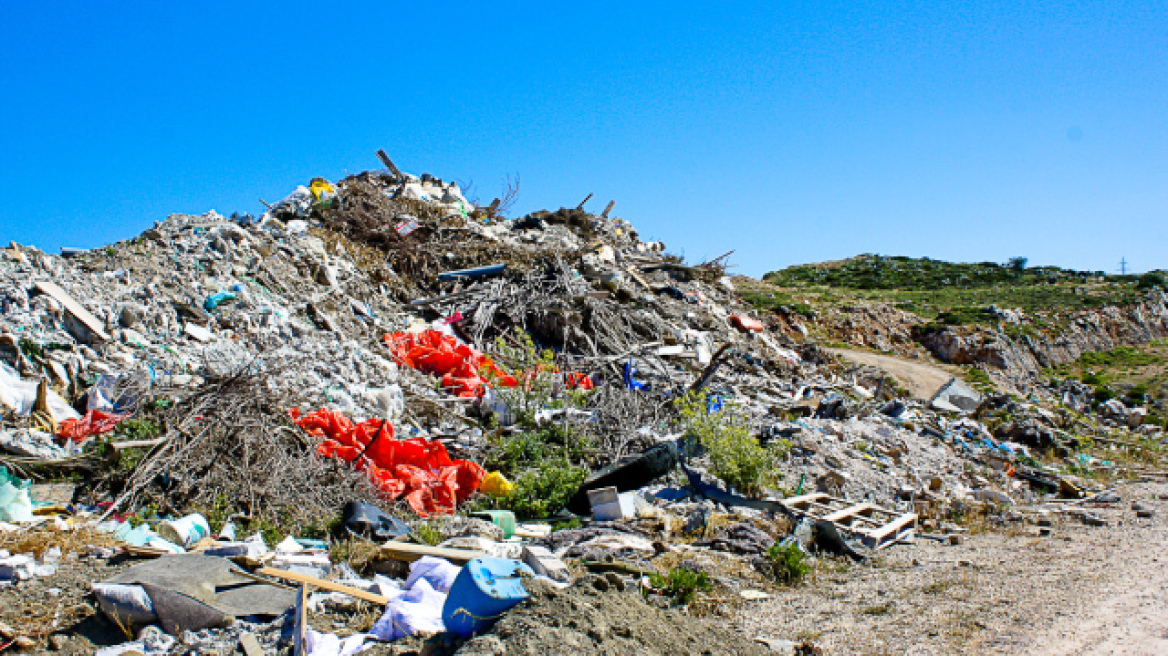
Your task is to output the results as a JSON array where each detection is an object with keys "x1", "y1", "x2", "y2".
[
  {"x1": 404, "y1": 556, "x2": 461, "y2": 594},
  {"x1": 369, "y1": 577, "x2": 447, "y2": 641},
  {"x1": 92, "y1": 583, "x2": 158, "y2": 626}
]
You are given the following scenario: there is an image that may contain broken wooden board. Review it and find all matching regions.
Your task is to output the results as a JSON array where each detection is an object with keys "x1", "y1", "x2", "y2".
[
  {"x1": 33, "y1": 280, "x2": 109, "y2": 342},
  {"x1": 780, "y1": 493, "x2": 917, "y2": 549},
  {"x1": 239, "y1": 633, "x2": 264, "y2": 656},
  {"x1": 376, "y1": 541, "x2": 484, "y2": 564},
  {"x1": 258, "y1": 567, "x2": 389, "y2": 605},
  {"x1": 376, "y1": 149, "x2": 403, "y2": 177}
]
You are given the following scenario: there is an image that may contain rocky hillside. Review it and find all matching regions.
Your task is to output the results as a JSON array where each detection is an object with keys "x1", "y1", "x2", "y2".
[{"x1": 750, "y1": 254, "x2": 1168, "y2": 390}]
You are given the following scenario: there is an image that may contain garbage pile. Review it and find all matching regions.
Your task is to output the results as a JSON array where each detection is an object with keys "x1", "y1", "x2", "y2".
[{"x1": 0, "y1": 155, "x2": 1162, "y2": 653}]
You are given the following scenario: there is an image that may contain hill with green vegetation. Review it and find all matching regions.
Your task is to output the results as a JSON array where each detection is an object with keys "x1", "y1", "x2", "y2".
[{"x1": 752, "y1": 254, "x2": 1165, "y2": 326}]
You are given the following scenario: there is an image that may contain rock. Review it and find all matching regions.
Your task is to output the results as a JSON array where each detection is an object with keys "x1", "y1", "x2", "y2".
[
  {"x1": 118, "y1": 305, "x2": 140, "y2": 327},
  {"x1": 603, "y1": 572, "x2": 627, "y2": 592},
  {"x1": 459, "y1": 635, "x2": 508, "y2": 656},
  {"x1": 972, "y1": 489, "x2": 1012, "y2": 505}
]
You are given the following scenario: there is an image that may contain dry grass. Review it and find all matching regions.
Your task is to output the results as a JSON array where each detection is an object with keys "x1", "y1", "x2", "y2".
[{"x1": 0, "y1": 525, "x2": 115, "y2": 559}]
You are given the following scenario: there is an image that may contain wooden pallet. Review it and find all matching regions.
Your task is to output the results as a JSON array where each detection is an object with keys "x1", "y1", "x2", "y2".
[{"x1": 780, "y1": 492, "x2": 917, "y2": 549}]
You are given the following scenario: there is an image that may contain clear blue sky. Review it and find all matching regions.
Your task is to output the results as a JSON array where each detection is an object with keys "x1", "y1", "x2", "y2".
[{"x1": 2, "y1": 1, "x2": 1164, "y2": 276}]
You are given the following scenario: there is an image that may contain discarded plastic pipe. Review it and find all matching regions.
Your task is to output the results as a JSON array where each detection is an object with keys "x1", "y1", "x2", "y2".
[{"x1": 437, "y1": 264, "x2": 506, "y2": 282}]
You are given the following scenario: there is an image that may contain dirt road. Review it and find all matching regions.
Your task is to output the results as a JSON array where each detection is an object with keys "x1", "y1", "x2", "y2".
[{"x1": 829, "y1": 348, "x2": 960, "y2": 400}]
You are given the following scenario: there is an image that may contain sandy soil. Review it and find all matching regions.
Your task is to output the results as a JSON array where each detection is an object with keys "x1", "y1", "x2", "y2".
[
  {"x1": 828, "y1": 348, "x2": 960, "y2": 400},
  {"x1": 738, "y1": 480, "x2": 1168, "y2": 655}
]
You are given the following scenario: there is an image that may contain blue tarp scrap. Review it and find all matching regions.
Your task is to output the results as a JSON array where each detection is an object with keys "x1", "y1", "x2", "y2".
[{"x1": 623, "y1": 359, "x2": 647, "y2": 391}]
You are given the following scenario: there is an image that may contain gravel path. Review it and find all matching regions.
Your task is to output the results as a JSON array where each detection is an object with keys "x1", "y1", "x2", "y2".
[
  {"x1": 737, "y1": 481, "x2": 1168, "y2": 655},
  {"x1": 827, "y1": 348, "x2": 960, "y2": 400}
]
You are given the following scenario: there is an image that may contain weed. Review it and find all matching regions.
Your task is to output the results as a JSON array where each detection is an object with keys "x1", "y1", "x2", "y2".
[
  {"x1": 552, "y1": 517, "x2": 582, "y2": 531},
  {"x1": 411, "y1": 519, "x2": 445, "y2": 546},
  {"x1": 487, "y1": 331, "x2": 558, "y2": 428},
  {"x1": 676, "y1": 391, "x2": 781, "y2": 496},
  {"x1": 860, "y1": 603, "x2": 893, "y2": 616},
  {"x1": 647, "y1": 566, "x2": 712, "y2": 605},
  {"x1": 491, "y1": 461, "x2": 588, "y2": 519},
  {"x1": 765, "y1": 541, "x2": 811, "y2": 586},
  {"x1": 300, "y1": 512, "x2": 343, "y2": 539},
  {"x1": 111, "y1": 416, "x2": 163, "y2": 441}
]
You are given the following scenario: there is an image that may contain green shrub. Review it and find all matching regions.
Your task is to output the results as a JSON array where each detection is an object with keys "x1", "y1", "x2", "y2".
[
  {"x1": 492, "y1": 461, "x2": 587, "y2": 519},
  {"x1": 1093, "y1": 386, "x2": 1116, "y2": 404},
  {"x1": 765, "y1": 541, "x2": 811, "y2": 585},
  {"x1": 1127, "y1": 384, "x2": 1148, "y2": 404},
  {"x1": 648, "y1": 566, "x2": 711, "y2": 605},
  {"x1": 1137, "y1": 271, "x2": 1166, "y2": 290},
  {"x1": 676, "y1": 392, "x2": 781, "y2": 496},
  {"x1": 487, "y1": 331, "x2": 557, "y2": 428},
  {"x1": 490, "y1": 424, "x2": 592, "y2": 475}
]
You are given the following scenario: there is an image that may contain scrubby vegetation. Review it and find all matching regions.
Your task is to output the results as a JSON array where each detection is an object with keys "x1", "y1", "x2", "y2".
[
  {"x1": 676, "y1": 392, "x2": 785, "y2": 496},
  {"x1": 758, "y1": 255, "x2": 1144, "y2": 323}
]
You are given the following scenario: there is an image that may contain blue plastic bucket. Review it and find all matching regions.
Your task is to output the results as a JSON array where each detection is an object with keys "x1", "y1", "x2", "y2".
[{"x1": 442, "y1": 557, "x2": 533, "y2": 636}]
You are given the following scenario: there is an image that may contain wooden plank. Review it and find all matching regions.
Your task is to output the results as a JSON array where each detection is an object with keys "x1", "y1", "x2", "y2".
[
  {"x1": 625, "y1": 268, "x2": 655, "y2": 291},
  {"x1": 376, "y1": 149, "x2": 403, "y2": 177},
  {"x1": 258, "y1": 567, "x2": 389, "y2": 605},
  {"x1": 823, "y1": 503, "x2": 877, "y2": 523},
  {"x1": 376, "y1": 541, "x2": 484, "y2": 564},
  {"x1": 576, "y1": 193, "x2": 593, "y2": 210},
  {"x1": 239, "y1": 633, "x2": 264, "y2": 656},
  {"x1": 34, "y1": 281, "x2": 109, "y2": 342},
  {"x1": 601, "y1": 200, "x2": 615, "y2": 218},
  {"x1": 864, "y1": 512, "x2": 919, "y2": 541},
  {"x1": 111, "y1": 437, "x2": 167, "y2": 452},
  {"x1": 121, "y1": 545, "x2": 170, "y2": 558},
  {"x1": 294, "y1": 583, "x2": 308, "y2": 656},
  {"x1": 779, "y1": 493, "x2": 831, "y2": 509}
]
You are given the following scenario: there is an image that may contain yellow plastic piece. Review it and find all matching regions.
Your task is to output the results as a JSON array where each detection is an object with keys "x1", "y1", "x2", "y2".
[
  {"x1": 309, "y1": 178, "x2": 337, "y2": 202},
  {"x1": 480, "y1": 471, "x2": 515, "y2": 497}
]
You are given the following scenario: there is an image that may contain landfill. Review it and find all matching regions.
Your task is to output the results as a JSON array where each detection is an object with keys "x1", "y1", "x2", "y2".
[{"x1": 0, "y1": 154, "x2": 1164, "y2": 654}]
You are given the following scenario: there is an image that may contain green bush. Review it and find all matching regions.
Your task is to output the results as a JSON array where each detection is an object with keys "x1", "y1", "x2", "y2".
[
  {"x1": 765, "y1": 541, "x2": 811, "y2": 585},
  {"x1": 490, "y1": 424, "x2": 592, "y2": 475},
  {"x1": 486, "y1": 331, "x2": 558, "y2": 428},
  {"x1": 492, "y1": 461, "x2": 587, "y2": 519},
  {"x1": 1093, "y1": 386, "x2": 1116, "y2": 404},
  {"x1": 1137, "y1": 271, "x2": 1166, "y2": 290},
  {"x1": 676, "y1": 392, "x2": 781, "y2": 496},
  {"x1": 648, "y1": 566, "x2": 711, "y2": 605},
  {"x1": 1127, "y1": 384, "x2": 1149, "y2": 404}
]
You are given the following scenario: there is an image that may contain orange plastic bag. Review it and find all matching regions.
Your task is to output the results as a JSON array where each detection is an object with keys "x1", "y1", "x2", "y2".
[
  {"x1": 383, "y1": 330, "x2": 517, "y2": 397},
  {"x1": 56, "y1": 410, "x2": 125, "y2": 443},
  {"x1": 292, "y1": 407, "x2": 485, "y2": 516}
]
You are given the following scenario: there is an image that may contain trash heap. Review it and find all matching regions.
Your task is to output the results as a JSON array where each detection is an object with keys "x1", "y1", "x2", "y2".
[{"x1": 0, "y1": 155, "x2": 1162, "y2": 653}]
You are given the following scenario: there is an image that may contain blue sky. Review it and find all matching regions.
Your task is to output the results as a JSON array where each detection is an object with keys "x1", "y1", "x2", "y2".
[{"x1": 1, "y1": 1, "x2": 1164, "y2": 276}]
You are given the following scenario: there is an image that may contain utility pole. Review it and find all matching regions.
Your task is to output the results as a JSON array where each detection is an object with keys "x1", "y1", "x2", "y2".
[{"x1": 1119, "y1": 258, "x2": 1128, "y2": 275}]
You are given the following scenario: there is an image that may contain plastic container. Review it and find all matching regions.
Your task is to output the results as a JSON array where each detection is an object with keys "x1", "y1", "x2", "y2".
[
  {"x1": 442, "y1": 558, "x2": 533, "y2": 636},
  {"x1": 0, "y1": 468, "x2": 34, "y2": 523},
  {"x1": 471, "y1": 510, "x2": 516, "y2": 539},
  {"x1": 157, "y1": 513, "x2": 210, "y2": 547}
]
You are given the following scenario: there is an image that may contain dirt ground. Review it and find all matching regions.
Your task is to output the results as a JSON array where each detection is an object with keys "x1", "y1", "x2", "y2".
[
  {"x1": 738, "y1": 480, "x2": 1168, "y2": 655},
  {"x1": 827, "y1": 348, "x2": 960, "y2": 400},
  {"x1": 6, "y1": 483, "x2": 1168, "y2": 655}
]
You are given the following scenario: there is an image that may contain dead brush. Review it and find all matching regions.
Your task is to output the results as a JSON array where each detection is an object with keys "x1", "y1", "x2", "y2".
[
  {"x1": 0, "y1": 525, "x2": 116, "y2": 560},
  {"x1": 102, "y1": 361, "x2": 382, "y2": 534}
]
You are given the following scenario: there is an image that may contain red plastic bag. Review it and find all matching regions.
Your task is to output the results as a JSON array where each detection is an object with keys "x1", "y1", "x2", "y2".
[
  {"x1": 292, "y1": 407, "x2": 485, "y2": 516},
  {"x1": 56, "y1": 410, "x2": 125, "y2": 443},
  {"x1": 383, "y1": 330, "x2": 517, "y2": 397},
  {"x1": 564, "y1": 371, "x2": 595, "y2": 390}
]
